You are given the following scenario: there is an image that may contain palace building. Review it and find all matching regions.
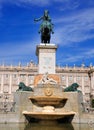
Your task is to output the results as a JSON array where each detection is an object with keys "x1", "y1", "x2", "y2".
[
  {"x1": 0, "y1": 61, "x2": 94, "y2": 104},
  {"x1": 0, "y1": 44, "x2": 94, "y2": 106}
]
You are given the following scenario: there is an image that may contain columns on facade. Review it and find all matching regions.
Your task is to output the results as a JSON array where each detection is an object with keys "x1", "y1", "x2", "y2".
[
  {"x1": 26, "y1": 74, "x2": 28, "y2": 86},
  {"x1": 17, "y1": 74, "x2": 20, "y2": 84},
  {"x1": 73, "y1": 75, "x2": 76, "y2": 83},
  {"x1": 91, "y1": 73, "x2": 94, "y2": 95},
  {"x1": 9, "y1": 74, "x2": 12, "y2": 94},
  {"x1": 66, "y1": 75, "x2": 68, "y2": 87},
  {"x1": 88, "y1": 72, "x2": 94, "y2": 107},
  {"x1": 1, "y1": 74, "x2": 4, "y2": 93},
  {"x1": 82, "y1": 74, "x2": 85, "y2": 95}
]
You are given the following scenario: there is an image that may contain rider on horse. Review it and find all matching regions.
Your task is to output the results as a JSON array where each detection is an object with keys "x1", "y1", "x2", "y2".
[{"x1": 34, "y1": 10, "x2": 54, "y2": 34}]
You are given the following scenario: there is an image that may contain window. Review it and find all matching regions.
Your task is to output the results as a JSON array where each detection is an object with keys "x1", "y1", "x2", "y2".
[
  {"x1": 77, "y1": 76, "x2": 81, "y2": 80},
  {"x1": 3, "y1": 85, "x2": 9, "y2": 93},
  {"x1": 62, "y1": 75, "x2": 65, "y2": 80},
  {"x1": 84, "y1": 76, "x2": 88, "y2": 81},
  {"x1": 13, "y1": 74, "x2": 16, "y2": 78},
  {"x1": 20, "y1": 75, "x2": 25, "y2": 78},
  {"x1": 69, "y1": 76, "x2": 73, "y2": 80},
  {"x1": 4, "y1": 74, "x2": 8, "y2": 78}
]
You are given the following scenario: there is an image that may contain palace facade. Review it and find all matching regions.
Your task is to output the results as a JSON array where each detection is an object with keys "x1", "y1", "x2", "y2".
[{"x1": 0, "y1": 61, "x2": 94, "y2": 103}]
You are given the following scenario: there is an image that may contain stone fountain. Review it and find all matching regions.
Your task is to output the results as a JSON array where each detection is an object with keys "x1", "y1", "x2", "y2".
[
  {"x1": 13, "y1": 44, "x2": 84, "y2": 123},
  {"x1": 22, "y1": 73, "x2": 76, "y2": 122}
]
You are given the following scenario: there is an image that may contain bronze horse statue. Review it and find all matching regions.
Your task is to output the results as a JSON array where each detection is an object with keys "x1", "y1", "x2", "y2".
[
  {"x1": 40, "y1": 21, "x2": 54, "y2": 43},
  {"x1": 34, "y1": 10, "x2": 54, "y2": 43}
]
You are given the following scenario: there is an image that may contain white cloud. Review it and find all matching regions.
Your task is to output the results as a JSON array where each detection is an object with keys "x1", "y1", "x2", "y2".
[
  {"x1": 0, "y1": 40, "x2": 38, "y2": 65},
  {"x1": 0, "y1": 0, "x2": 93, "y2": 10},
  {"x1": 0, "y1": 0, "x2": 51, "y2": 7},
  {"x1": 57, "y1": 48, "x2": 94, "y2": 65},
  {"x1": 0, "y1": 41, "x2": 36, "y2": 57},
  {"x1": 53, "y1": 8, "x2": 94, "y2": 45},
  {"x1": 1, "y1": 1, "x2": 93, "y2": 46},
  {"x1": 0, "y1": 0, "x2": 80, "y2": 7},
  {"x1": 0, "y1": 0, "x2": 94, "y2": 65}
]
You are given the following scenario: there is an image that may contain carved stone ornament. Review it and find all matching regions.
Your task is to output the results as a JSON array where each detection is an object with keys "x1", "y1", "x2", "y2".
[{"x1": 44, "y1": 88, "x2": 53, "y2": 96}]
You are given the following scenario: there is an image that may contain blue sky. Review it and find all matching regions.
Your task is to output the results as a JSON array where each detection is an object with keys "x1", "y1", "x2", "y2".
[{"x1": 0, "y1": 0, "x2": 94, "y2": 67}]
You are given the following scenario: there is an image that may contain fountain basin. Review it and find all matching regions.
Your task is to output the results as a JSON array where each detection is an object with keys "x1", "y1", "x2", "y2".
[
  {"x1": 29, "y1": 96, "x2": 67, "y2": 107},
  {"x1": 22, "y1": 111, "x2": 75, "y2": 120}
]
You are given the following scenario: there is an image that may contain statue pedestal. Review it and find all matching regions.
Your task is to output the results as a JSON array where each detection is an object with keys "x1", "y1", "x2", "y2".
[{"x1": 36, "y1": 43, "x2": 57, "y2": 74}]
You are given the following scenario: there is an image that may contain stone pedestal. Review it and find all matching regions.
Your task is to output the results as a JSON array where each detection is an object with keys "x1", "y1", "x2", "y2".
[{"x1": 36, "y1": 44, "x2": 57, "y2": 74}]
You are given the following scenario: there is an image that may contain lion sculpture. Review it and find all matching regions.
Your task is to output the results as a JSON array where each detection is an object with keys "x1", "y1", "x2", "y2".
[
  {"x1": 16, "y1": 82, "x2": 33, "y2": 91},
  {"x1": 64, "y1": 83, "x2": 81, "y2": 92}
]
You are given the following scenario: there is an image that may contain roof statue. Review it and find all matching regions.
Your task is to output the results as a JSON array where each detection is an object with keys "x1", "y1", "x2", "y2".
[{"x1": 34, "y1": 10, "x2": 54, "y2": 43}]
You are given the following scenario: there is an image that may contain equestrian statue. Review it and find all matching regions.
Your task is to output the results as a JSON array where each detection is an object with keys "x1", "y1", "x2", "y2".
[{"x1": 34, "y1": 10, "x2": 54, "y2": 43}]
